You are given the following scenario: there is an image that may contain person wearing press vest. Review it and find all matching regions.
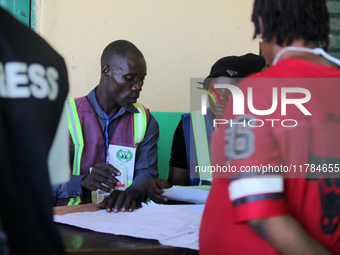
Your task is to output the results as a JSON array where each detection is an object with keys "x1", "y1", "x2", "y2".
[
  {"x1": 146, "y1": 54, "x2": 266, "y2": 203},
  {"x1": 52, "y1": 40, "x2": 159, "y2": 213},
  {"x1": 0, "y1": 7, "x2": 70, "y2": 255}
]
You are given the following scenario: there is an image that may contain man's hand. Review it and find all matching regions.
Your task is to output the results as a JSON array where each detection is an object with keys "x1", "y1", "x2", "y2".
[
  {"x1": 81, "y1": 162, "x2": 121, "y2": 192},
  {"x1": 97, "y1": 190, "x2": 136, "y2": 213},
  {"x1": 146, "y1": 178, "x2": 172, "y2": 203}
]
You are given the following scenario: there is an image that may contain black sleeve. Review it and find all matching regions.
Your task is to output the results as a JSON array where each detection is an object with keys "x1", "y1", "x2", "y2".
[{"x1": 169, "y1": 119, "x2": 188, "y2": 169}]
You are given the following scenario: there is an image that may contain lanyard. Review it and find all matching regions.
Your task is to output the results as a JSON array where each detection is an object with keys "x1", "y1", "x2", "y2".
[
  {"x1": 273, "y1": 46, "x2": 340, "y2": 66},
  {"x1": 102, "y1": 110, "x2": 115, "y2": 163}
]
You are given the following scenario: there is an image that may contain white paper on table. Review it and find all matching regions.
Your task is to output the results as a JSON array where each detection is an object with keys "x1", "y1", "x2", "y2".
[
  {"x1": 162, "y1": 185, "x2": 211, "y2": 204},
  {"x1": 54, "y1": 203, "x2": 202, "y2": 250}
]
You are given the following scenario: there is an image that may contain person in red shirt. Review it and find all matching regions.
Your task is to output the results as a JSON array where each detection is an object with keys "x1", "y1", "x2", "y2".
[{"x1": 199, "y1": 0, "x2": 340, "y2": 255}]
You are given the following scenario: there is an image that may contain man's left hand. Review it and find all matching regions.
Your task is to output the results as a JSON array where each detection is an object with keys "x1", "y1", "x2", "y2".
[{"x1": 97, "y1": 190, "x2": 136, "y2": 213}]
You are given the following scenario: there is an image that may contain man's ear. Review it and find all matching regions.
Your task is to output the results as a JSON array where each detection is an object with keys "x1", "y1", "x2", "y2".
[
  {"x1": 102, "y1": 65, "x2": 110, "y2": 79},
  {"x1": 258, "y1": 15, "x2": 264, "y2": 38}
]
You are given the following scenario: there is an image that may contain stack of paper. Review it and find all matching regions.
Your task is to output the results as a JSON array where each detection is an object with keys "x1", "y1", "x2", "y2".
[
  {"x1": 54, "y1": 203, "x2": 204, "y2": 250},
  {"x1": 162, "y1": 185, "x2": 211, "y2": 204}
]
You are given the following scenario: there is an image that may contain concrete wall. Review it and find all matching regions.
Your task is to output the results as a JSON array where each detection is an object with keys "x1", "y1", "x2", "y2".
[{"x1": 34, "y1": 0, "x2": 260, "y2": 113}]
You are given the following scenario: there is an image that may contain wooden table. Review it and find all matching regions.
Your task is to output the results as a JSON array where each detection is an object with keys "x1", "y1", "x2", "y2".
[{"x1": 55, "y1": 204, "x2": 199, "y2": 255}]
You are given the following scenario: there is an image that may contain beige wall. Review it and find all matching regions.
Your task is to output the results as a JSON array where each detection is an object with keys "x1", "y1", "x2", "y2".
[{"x1": 35, "y1": 0, "x2": 259, "y2": 112}]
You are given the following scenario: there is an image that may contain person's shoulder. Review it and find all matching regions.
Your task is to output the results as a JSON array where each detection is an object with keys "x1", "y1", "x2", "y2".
[
  {"x1": 246, "y1": 64, "x2": 283, "y2": 79},
  {"x1": 182, "y1": 112, "x2": 191, "y2": 118},
  {"x1": 146, "y1": 112, "x2": 159, "y2": 130},
  {"x1": 73, "y1": 96, "x2": 88, "y2": 105},
  {"x1": 260, "y1": 58, "x2": 340, "y2": 78},
  {"x1": 236, "y1": 68, "x2": 274, "y2": 92}
]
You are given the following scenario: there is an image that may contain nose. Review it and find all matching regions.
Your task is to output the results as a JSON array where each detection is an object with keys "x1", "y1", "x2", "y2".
[
  {"x1": 217, "y1": 88, "x2": 230, "y2": 105},
  {"x1": 132, "y1": 80, "x2": 143, "y2": 92}
]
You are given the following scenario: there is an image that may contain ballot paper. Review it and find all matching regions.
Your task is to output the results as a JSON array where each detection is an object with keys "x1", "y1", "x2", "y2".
[
  {"x1": 54, "y1": 203, "x2": 203, "y2": 250},
  {"x1": 162, "y1": 185, "x2": 211, "y2": 204}
]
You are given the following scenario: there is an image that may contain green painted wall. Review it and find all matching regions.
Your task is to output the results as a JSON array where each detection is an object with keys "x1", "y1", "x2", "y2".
[
  {"x1": 30, "y1": 0, "x2": 37, "y2": 31},
  {"x1": 0, "y1": 0, "x2": 30, "y2": 26},
  {"x1": 151, "y1": 112, "x2": 185, "y2": 179}
]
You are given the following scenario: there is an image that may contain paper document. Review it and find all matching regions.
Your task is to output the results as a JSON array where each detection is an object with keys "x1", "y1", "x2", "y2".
[
  {"x1": 54, "y1": 203, "x2": 202, "y2": 250},
  {"x1": 162, "y1": 185, "x2": 211, "y2": 204}
]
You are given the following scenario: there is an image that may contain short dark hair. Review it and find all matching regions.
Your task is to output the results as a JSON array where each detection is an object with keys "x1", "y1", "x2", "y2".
[
  {"x1": 101, "y1": 40, "x2": 144, "y2": 66},
  {"x1": 251, "y1": 0, "x2": 330, "y2": 50}
]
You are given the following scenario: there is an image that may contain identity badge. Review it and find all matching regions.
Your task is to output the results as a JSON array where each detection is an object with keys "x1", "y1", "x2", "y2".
[{"x1": 108, "y1": 145, "x2": 136, "y2": 188}]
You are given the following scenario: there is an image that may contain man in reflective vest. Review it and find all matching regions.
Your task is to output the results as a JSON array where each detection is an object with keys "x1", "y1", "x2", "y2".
[
  {"x1": 146, "y1": 54, "x2": 266, "y2": 203},
  {"x1": 52, "y1": 40, "x2": 159, "y2": 212}
]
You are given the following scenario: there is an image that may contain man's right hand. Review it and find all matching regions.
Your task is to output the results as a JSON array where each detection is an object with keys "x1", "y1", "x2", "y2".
[
  {"x1": 146, "y1": 178, "x2": 172, "y2": 203},
  {"x1": 81, "y1": 162, "x2": 121, "y2": 192}
]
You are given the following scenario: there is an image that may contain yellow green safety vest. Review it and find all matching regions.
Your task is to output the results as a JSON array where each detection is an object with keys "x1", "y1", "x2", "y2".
[
  {"x1": 190, "y1": 110, "x2": 213, "y2": 184},
  {"x1": 65, "y1": 98, "x2": 148, "y2": 205}
]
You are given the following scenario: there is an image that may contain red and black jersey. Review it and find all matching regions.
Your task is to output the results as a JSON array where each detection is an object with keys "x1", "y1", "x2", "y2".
[{"x1": 200, "y1": 58, "x2": 340, "y2": 255}]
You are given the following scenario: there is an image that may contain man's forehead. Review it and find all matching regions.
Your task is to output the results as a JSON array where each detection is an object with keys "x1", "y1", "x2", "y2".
[
  {"x1": 108, "y1": 54, "x2": 127, "y2": 68},
  {"x1": 109, "y1": 53, "x2": 145, "y2": 71}
]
